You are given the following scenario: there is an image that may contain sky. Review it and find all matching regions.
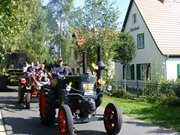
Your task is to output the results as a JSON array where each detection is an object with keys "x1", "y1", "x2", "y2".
[
  {"x1": 43, "y1": 0, "x2": 130, "y2": 28},
  {"x1": 73, "y1": 0, "x2": 130, "y2": 26}
]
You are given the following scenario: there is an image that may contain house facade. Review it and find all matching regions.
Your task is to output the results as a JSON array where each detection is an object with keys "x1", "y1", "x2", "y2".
[{"x1": 115, "y1": 0, "x2": 180, "y2": 89}]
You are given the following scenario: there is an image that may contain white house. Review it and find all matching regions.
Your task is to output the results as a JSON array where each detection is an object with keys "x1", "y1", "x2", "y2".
[{"x1": 115, "y1": 0, "x2": 180, "y2": 89}]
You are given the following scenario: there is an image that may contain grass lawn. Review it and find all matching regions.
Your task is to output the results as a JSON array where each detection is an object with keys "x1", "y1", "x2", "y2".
[{"x1": 102, "y1": 96, "x2": 180, "y2": 132}]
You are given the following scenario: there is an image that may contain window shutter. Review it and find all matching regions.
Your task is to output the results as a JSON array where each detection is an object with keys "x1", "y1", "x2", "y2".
[
  {"x1": 123, "y1": 65, "x2": 125, "y2": 79},
  {"x1": 137, "y1": 64, "x2": 141, "y2": 80},
  {"x1": 131, "y1": 65, "x2": 134, "y2": 80},
  {"x1": 177, "y1": 64, "x2": 180, "y2": 79}
]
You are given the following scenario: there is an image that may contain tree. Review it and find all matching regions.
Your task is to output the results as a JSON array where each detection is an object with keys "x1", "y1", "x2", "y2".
[
  {"x1": 0, "y1": 0, "x2": 35, "y2": 43},
  {"x1": 46, "y1": 0, "x2": 73, "y2": 60},
  {"x1": 0, "y1": 0, "x2": 36, "y2": 63},
  {"x1": 71, "y1": 0, "x2": 120, "y2": 79},
  {"x1": 114, "y1": 32, "x2": 136, "y2": 90},
  {"x1": 71, "y1": 0, "x2": 119, "y2": 30},
  {"x1": 11, "y1": 0, "x2": 52, "y2": 64},
  {"x1": 78, "y1": 28, "x2": 118, "y2": 67}
]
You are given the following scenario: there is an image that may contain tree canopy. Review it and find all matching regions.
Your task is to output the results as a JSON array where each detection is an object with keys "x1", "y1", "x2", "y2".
[
  {"x1": 114, "y1": 32, "x2": 136, "y2": 65},
  {"x1": 0, "y1": 0, "x2": 37, "y2": 62},
  {"x1": 71, "y1": 0, "x2": 120, "y2": 68},
  {"x1": 46, "y1": 0, "x2": 73, "y2": 62},
  {"x1": 0, "y1": 0, "x2": 55, "y2": 65}
]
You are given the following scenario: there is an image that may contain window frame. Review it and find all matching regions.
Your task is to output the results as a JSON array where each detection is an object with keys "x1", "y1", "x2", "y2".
[
  {"x1": 137, "y1": 33, "x2": 145, "y2": 49},
  {"x1": 136, "y1": 63, "x2": 151, "y2": 80},
  {"x1": 123, "y1": 64, "x2": 135, "y2": 80},
  {"x1": 132, "y1": 13, "x2": 137, "y2": 24}
]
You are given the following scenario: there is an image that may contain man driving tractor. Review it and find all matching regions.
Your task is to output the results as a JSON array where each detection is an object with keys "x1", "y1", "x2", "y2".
[{"x1": 49, "y1": 58, "x2": 67, "y2": 79}]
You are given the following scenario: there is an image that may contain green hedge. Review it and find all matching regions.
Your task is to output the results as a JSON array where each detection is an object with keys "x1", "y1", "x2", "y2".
[
  {"x1": 143, "y1": 80, "x2": 180, "y2": 105},
  {"x1": 109, "y1": 79, "x2": 180, "y2": 106}
]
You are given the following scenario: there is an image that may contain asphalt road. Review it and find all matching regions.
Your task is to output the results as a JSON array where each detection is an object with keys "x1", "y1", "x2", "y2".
[{"x1": 0, "y1": 91, "x2": 180, "y2": 135}]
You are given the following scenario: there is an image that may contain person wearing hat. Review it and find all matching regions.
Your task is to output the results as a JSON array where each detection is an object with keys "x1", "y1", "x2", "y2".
[{"x1": 50, "y1": 58, "x2": 66, "y2": 79}]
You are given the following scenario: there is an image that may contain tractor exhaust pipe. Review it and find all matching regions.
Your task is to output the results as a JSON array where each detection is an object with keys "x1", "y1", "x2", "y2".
[
  {"x1": 83, "y1": 50, "x2": 87, "y2": 74},
  {"x1": 97, "y1": 46, "x2": 105, "y2": 80}
]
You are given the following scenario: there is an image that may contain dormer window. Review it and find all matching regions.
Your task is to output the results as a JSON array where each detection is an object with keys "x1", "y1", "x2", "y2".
[{"x1": 132, "y1": 13, "x2": 137, "y2": 24}]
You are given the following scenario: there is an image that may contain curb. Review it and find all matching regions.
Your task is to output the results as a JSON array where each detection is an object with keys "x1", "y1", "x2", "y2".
[{"x1": 0, "y1": 110, "x2": 7, "y2": 135}]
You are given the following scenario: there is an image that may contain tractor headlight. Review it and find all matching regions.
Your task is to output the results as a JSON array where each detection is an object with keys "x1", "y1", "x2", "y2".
[
  {"x1": 98, "y1": 79, "x2": 106, "y2": 85},
  {"x1": 66, "y1": 82, "x2": 72, "y2": 92},
  {"x1": 82, "y1": 83, "x2": 94, "y2": 95},
  {"x1": 20, "y1": 78, "x2": 27, "y2": 84}
]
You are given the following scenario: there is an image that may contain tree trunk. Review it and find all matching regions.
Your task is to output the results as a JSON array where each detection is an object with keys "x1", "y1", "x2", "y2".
[{"x1": 124, "y1": 64, "x2": 127, "y2": 92}]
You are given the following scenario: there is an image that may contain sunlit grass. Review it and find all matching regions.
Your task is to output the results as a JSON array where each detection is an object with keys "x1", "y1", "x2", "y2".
[{"x1": 102, "y1": 96, "x2": 180, "y2": 131}]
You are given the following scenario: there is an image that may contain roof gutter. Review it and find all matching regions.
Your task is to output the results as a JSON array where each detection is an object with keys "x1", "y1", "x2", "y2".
[{"x1": 168, "y1": 55, "x2": 180, "y2": 58}]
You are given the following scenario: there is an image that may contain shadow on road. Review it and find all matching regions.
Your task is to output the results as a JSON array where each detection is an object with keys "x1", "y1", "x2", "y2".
[
  {"x1": 4, "y1": 117, "x2": 59, "y2": 135},
  {"x1": 77, "y1": 130, "x2": 107, "y2": 135},
  {"x1": 0, "y1": 95, "x2": 30, "y2": 111},
  {"x1": 0, "y1": 92, "x2": 39, "y2": 112},
  {"x1": 4, "y1": 116, "x2": 107, "y2": 135},
  {"x1": 124, "y1": 120, "x2": 154, "y2": 127},
  {"x1": 0, "y1": 95, "x2": 24, "y2": 110}
]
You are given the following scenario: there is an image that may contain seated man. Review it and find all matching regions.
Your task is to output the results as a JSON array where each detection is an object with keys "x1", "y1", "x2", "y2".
[
  {"x1": 48, "y1": 58, "x2": 68, "y2": 92},
  {"x1": 50, "y1": 58, "x2": 67, "y2": 79}
]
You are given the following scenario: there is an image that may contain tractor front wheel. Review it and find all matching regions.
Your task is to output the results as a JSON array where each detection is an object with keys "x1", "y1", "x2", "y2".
[
  {"x1": 58, "y1": 105, "x2": 73, "y2": 135},
  {"x1": 104, "y1": 103, "x2": 122, "y2": 135},
  {"x1": 24, "y1": 92, "x2": 31, "y2": 109},
  {"x1": 18, "y1": 85, "x2": 25, "y2": 103}
]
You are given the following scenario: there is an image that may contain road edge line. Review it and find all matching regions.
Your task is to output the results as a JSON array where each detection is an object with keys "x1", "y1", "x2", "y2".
[{"x1": 0, "y1": 110, "x2": 7, "y2": 135}]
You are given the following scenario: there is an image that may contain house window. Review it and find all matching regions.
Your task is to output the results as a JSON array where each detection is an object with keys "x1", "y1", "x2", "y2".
[
  {"x1": 137, "y1": 33, "x2": 144, "y2": 49},
  {"x1": 123, "y1": 64, "x2": 135, "y2": 80},
  {"x1": 177, "y1": 64, "x2": 180, "y2": 79},
  {"x1": 132, "y1": 13, "x2": 137, "y2": 24},
  {"x1": 137, "y1": 63, "x2": 151, "y2": 80}
]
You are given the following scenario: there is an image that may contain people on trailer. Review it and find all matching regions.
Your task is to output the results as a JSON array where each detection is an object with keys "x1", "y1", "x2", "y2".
[
  {"x1": 23, "y1": 62, "x2": 49, "y2": 87},
  {"x1": 22, "y1": 58, "x2": 74, "y2": 87},
  {"x1": 23, "y1": 62, "x2": 31, "y2": 72}
]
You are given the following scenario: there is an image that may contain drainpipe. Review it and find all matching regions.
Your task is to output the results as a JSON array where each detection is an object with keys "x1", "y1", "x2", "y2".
[{"x1": 164, "y1": 55, "x2": 169, "y2": 80}]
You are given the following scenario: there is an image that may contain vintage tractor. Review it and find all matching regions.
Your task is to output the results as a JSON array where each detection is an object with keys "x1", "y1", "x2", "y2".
[
  {"x1": 18, "y1": 72, "x2": 49, "y2": 109},
  {"x1": 18, "y1": 75, "x2": 41, "y2": 109},
  {"x1": 39, "y1": 50, "x2": 122, "y2": 135},
  {"x1": 18, "y1": 76, "x2": 31, "y2": 109},
  {"x1": 5, "y1": 50, "x2": 27, "y2": 86}
]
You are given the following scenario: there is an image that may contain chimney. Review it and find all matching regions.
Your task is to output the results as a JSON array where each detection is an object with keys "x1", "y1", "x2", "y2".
[{"x1": 158, "y1": 0, "x2": 165, "y2": 3}]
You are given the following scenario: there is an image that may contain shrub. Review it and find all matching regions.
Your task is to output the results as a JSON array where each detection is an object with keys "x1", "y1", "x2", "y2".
[
  {"x1": 111, "y1": 89, "x2": 136, "y2": 100},
  {"x1": 143, "y1": 79, "x2": 180, "y2": 104},
  {"x1": 143, "y1": 80, "x2": 159, "y2": 96}
]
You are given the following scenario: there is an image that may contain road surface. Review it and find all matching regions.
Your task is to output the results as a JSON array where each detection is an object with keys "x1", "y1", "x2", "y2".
[{"x1": 0, "y1": 91, "x2": 179, "y2": 135}]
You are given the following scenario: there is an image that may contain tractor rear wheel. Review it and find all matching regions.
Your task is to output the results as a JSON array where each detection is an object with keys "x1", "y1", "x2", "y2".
[{"x1": 39, "y1": 89, "x2": 56, "y2": 125}]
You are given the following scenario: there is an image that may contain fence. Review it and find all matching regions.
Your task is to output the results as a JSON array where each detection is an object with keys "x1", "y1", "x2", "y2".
[{"x1": 108, "y1": 80, "x2": 180, "y2": 97}]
